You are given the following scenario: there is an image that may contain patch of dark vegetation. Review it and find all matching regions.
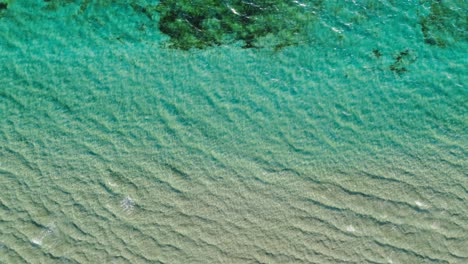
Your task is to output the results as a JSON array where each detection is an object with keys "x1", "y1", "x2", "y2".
[
  {"x1": 372, "y1": 49, "x2": 382, "y2": 58},
  {"x1": 419, "y1": 0, "x2": 468, "y2": 47},
  {"x1": 155, "y1": 0, "x2": 322, "y2": 50},
  {"x1": 0, "y1": 1, "x2": 8, "y2": 10},
  {"x1": 389, "y1": 49, "x2": 417, "y2": 74},
  {"x1": 0, "y1": 0, "x2": 8, "y2": 19}
]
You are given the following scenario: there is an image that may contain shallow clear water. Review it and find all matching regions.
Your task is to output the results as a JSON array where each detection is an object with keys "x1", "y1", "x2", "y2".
[{"x1": 0, "y1": 1, "x2": 467, "y2": 263}]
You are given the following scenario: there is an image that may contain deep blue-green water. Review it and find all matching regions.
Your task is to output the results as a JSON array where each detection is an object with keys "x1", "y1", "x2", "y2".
[{"x1": 0, "y1": 1, "x2": 467, "y2": 263}]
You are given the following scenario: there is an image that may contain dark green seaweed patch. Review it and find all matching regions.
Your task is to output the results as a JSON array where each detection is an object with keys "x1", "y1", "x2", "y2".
[
  {"x1": 389, "y1": 49, "x2": 417, "y2": 74},
  {"x1": 419, "y1": 0, "x2": 468, "y2": 47},
  {"x1": 0, "y1": 0, "x2": 8, "y2": 10},
  {"x1": 372, "y1": 49, "x2": 382, "y2": 58},
  {"x1": 0, "y1": 0, "x2": 8, "y2": 18},
  {"x1": 155, "y1": 0, "x2": 319, "y2": 50}
]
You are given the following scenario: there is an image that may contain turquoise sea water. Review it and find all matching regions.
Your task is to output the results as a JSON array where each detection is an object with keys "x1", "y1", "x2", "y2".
[{"x1": 0, "y1": 1, "x2": 467, "y2": 263}]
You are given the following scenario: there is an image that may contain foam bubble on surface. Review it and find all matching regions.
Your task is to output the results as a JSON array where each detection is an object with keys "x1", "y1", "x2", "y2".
[
  {"x1": 346, "y1": 225, "x2": 356, "y2": 232},
  {"x1": 120, "y1": 196, "x2": 135, "y2": 213}
]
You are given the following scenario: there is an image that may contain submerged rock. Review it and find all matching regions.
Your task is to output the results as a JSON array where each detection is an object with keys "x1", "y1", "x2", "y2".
[
  {"x1": 389, "y1": 49, "x2": 417, "y2": 74},
  {"x1": 419, "y1": 0, "x2": 468, "y2": 47},
  {"x1": 155, "y1": 0, "x2": 322, "y2": 50},
  {"x1": 0, "y1": 1, "x2": 8, "y2": 10}
]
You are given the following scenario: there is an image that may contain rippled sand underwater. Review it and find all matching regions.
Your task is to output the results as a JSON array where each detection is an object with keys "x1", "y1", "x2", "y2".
[{"x1": 0, "y1": 0, "x2": 467, "y2": 263}]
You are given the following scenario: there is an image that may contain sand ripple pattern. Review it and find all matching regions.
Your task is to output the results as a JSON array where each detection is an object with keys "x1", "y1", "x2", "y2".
[{"x1": 1, "y1": 1, "x2": 467, "y2": 263}]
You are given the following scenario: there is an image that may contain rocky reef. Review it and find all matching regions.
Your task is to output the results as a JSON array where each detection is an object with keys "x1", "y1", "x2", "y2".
[
  {"x1": 419, "y1": 0, "x2": 467, "y2": 47},
  {"x1": 155, "y1": 0, "x2": 321, "y2": 50},
  {"x1": 0, "y1": 0, "x2": 8, "y2": 11}
]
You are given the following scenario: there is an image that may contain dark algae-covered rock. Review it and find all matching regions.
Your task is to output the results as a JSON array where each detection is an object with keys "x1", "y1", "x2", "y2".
[
  {"x1": 419, "y1": 0, "x2": 468, "y2": 47},
  {"x1": 372, "y1": 49, "x2": 382, "y2": 58},
  {"x1": 155, "y1": 0, "x2": 320, "y2": 50},
  {"x1": 0, "y1": 0, "x2": 8, "y2": 18},
  {"x1": 0, "y1": 0, "x2": 8, "y2": 10},
  {"x1": 389, "y1": 49, "x2": 417, "y2": 74}
]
